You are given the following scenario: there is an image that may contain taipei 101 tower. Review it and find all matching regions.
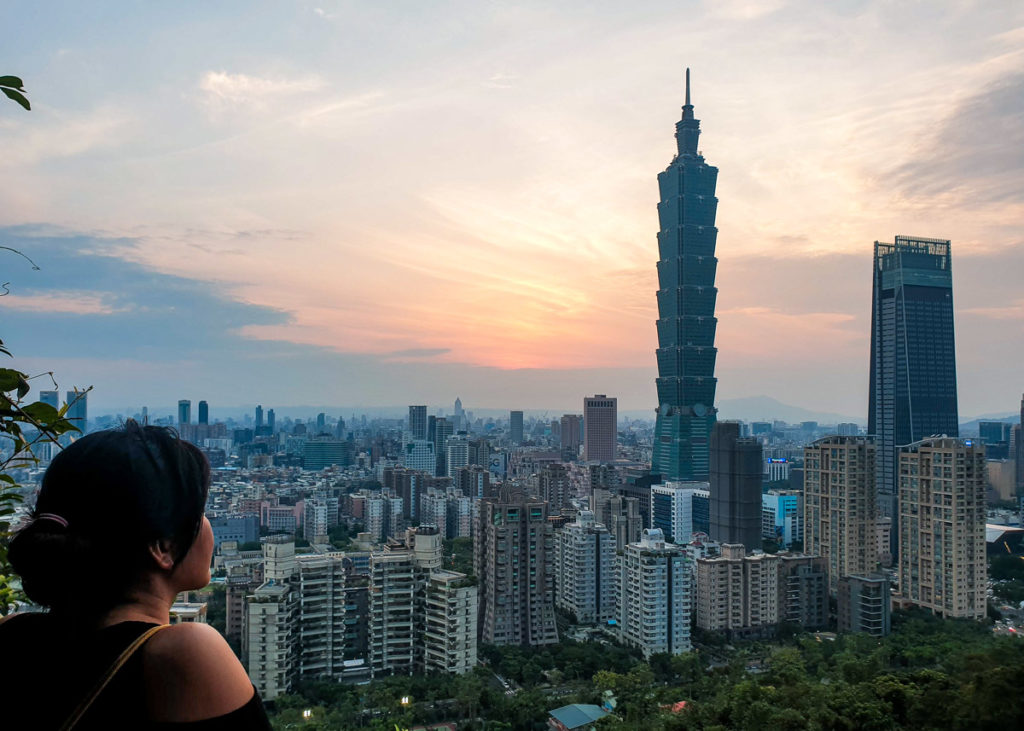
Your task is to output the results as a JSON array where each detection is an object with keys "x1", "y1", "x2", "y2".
[{"x1": 652, "y1": 69, "x2": 720, "y2": 481}]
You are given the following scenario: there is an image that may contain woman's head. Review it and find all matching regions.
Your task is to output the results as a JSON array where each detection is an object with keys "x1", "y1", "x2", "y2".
[{"x1": 9, "y1": 420, "x2": 211, "y2": 611}]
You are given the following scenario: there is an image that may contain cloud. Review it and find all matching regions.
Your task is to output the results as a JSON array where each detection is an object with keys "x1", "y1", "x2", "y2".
[
  {"x1": 198, "y1": 71, "x2": 326, "y2": 111},
  {"x1": 889, "y1": 71, "x2": 1024, "y2": 207},
  {"x1": 483, "y1": 73, "x2": 518, "y2": 90},
  {"x1": 962, "y1": 299, "x2": 1024, "y2": 321},
  {"x1": 0, "y1": 290, "x2": 126, "y2": 315}
]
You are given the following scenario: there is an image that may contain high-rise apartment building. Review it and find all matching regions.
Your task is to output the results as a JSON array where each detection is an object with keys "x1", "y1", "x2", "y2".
[
  {"x1": 619, "y1": 528, "x2": 691, "y2": 657},
  {"x1": 591, "y1": 491, "x2": 644, "y2": 551},
  {"x1": 456, "y1": 465, "x2": 491, "y2": 499},
  {"x1": 696, "y1": 544, "x2": 777, "y2": 639},
  {"x1": 475, "y1": 490, "x2": 559, "y2": 646},
  {"x1": 368, "y1": 550, "x2": 417, "y2": 675},
  {"x1": 408, "y1": 405, "x2": 428, "y2": 441},
  {"x1": 422, "y1": 569, "x2": 478, "y2": 675},
  {"x1": 897, "y1": 437, "x2": 986, "y2": 619},
  {"x1": 509, "y1": 411, "x2": 524, "y2": 445},
  {"x1": 446, "y1": 434, "x2": 470, "y2": 478},
  {"x1": 560, "y1": 414, "x2": 583, "y2": 461},
  {"x1": 803, "y1": 436, "x2": 878, "y2": 592},
  {"x1": 777, "y1": 554, "x2": 829, "y2": 631},
  {"x1": 869, "y1": 236, "x2": 959, "y2": 551},
  {"x1": 651, "y1": 481, "x2": 708, "y2": 543},
  {"x1": 709, "y1": 422, "x2": 762, "y2": 551},
  {"x1": 583, "y1": 395, "x2": 617, "y2": 462},
  {"x1": 419, "y1": 489, "x2": 449, "y2": 535},
  {"x1": 652, "y1": 70, "x2": 719, "y2": 482},
  {"x1": 177, "y1": 399, "x2": 191, "y2": 425},
  {"x1": 402, "y1": 440, "x2": 435, "y2": 476},
  {"x1": 198, "y1": 400, "x2": 209, "y2": 425},
  {"x1": 255, "y1": 404, "x2": 264, "y2": 428},
  {"x1": 38, "y1": 390, "x2": 59, "y2": 409},
  {"x1": 554, "y1": 511, "x2": 617, "y2": 624},
  {"x1": 245, "y1": 537, "x2": 304, "y2": 700},
  {"x1": 267, "y1": 408, "x2": 276, "y2": 432},
  {"x1": 534, "y1": 463, "x2": 572, "y2": 514}
]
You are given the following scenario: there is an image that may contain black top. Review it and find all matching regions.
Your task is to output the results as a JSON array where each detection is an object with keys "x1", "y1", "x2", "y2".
[{"x1": 0, "y1": 613, "x2": 272, "y2": 730}]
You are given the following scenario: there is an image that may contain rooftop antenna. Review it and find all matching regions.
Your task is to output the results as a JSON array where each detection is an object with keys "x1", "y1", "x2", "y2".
[{"x1": 685, "y1": 67, "x2": 691, "y2": 106}]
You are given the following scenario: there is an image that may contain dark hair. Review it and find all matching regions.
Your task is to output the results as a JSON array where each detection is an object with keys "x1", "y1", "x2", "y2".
[{"x1": 9, "y1": 420, "x2": 210, "y2": 611}]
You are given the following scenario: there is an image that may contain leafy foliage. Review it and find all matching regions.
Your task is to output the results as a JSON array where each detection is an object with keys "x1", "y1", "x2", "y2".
[
  {"x1": 0, "y1": 357, "x2": 88, "y2": 613},
  {"x1": 0, "y1": 76, "x2": 29, "y2": 111}
]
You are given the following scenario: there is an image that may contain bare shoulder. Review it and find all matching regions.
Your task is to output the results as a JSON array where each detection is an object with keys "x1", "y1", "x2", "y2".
[{"x1": 143, "y1": 623, "x2": 254, "y2": 722}]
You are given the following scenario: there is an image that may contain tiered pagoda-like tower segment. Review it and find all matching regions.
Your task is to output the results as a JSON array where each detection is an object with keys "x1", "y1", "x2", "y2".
[{"x1": 652, "y1": 69, "x2": 719, "y2": 481}]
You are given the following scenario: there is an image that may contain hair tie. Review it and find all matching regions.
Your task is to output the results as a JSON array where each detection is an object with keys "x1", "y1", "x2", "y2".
[{"x1": 36, "y1": 512, "x2": 69, "y2": 528}]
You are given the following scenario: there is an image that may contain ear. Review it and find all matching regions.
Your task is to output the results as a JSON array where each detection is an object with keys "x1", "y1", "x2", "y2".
[{"x1": 148, "y1": 538, "x2": 177, "y2": 571}]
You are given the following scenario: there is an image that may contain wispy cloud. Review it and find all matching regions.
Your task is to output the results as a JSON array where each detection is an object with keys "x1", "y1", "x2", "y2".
[
  {"x1": 198, "y1": 71, "x2": 327, "y2": 113},
  {"x1": 1, "y1": 290, "x2": 127, "y2": 315}
]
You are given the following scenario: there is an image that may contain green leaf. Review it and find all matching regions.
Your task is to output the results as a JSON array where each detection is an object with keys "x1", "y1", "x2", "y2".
[
  {"x1": 21, "y1": 401, "x2": 59, "y2": 423},
  {"x1": 16, "y1": 374, "x2": 30, "y2": 399},
  {"x1": 0, "y1": 369, "x2": 25, "y2": 392},
  {"x1": 0, "y1": 474, "x2": 15, "y2": 485},
  {"x1": 1, "y1": 87, "x2": 30, "y2": 111},
  {"x1": 0, "y1": 76, "x2": 25, "y2": 90},
  {"x1": 0, "y1": 338, "x2": 10, "y2": 357}
]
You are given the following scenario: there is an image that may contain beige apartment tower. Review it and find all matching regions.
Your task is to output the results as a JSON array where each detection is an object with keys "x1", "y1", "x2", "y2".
[
  {"x1": 897, "y1": 437, "x2": 986, "y2": 620},
  {"x1": 803, "y1": 435, "x2": 878, "y2": 593}
]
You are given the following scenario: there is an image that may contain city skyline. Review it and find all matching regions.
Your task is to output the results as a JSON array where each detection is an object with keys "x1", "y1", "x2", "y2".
[{"x1": 2, "y1": 2, "x2": 1023, "y2": 418}]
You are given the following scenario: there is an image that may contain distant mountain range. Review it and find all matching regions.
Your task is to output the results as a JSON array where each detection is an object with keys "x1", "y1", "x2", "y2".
[{"x1": 619, "y1": 396, "x2": 863, "y2": 425}]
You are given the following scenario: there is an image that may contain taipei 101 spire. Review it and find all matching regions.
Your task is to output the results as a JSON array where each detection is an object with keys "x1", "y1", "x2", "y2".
[{"x1": 651, "y1": 69, "x2": 720, "y2": 481}]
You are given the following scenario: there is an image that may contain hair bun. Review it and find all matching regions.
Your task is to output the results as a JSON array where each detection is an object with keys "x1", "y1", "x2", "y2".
[{"x1": 8, "y1": 520, "x2": 89, "y2": 607}]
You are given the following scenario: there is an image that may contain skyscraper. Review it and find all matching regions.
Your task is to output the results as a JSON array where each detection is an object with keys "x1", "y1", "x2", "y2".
[
  {"x1": 267, "y1": 408, "x2": 276, "y2": 432},
  {"x1": 453, "y1": 396, "x2": 465, "y2": 431},
  {"x1": 198, "y1": 400, "x2": 209, "y2": 425},
  {"x1": 559, "y1": 414, "x2": 583, "y2": 461},
  {"x1": 708, "y1": 422, "x2": 762, "y2": 551},
  {"x1": 584, "y1": 395, "x2": 617, "y2": 462},
  {"x1": 177, "y1": 399, "x2": 191, "y2": 425},
  {"x1": 869, "y1": 236, "x2": 958, "y2": 549},
  {"x1": 433, "y1": 417, "x2": 453, "y2": 477},
  {"x1": 255, "y1": 404, "x2": 264, "y2": 428},
  {"x1": 509, "y1": 410, "x2": 524, "y2": 445},
  {"x1": 408, "y1": 405, "x2": 428, "y2": 441},
  {"x1": 652, "y1": 69, "x2": 720, "y2": 482},
  {"x1": 63, "y1": 390, "x2": 87, "y2": 441},
  {"x1": 39, "y1": 390, "x2": 59, "y2": 409}
]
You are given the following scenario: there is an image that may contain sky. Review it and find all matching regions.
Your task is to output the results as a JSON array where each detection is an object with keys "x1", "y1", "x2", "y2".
[{"x1": 1, "y1": 1, "x2": 1022, "y2": 420}]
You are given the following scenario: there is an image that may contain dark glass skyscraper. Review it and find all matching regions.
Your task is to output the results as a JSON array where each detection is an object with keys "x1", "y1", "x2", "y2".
[
  {"x1": 652, "y1": 69, "x2": 719, "y2": 481},
  {"x1": 868, "y1": 236, "x2": 958, "y2": 539}
]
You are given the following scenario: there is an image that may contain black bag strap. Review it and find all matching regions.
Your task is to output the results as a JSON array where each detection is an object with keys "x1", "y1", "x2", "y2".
[{"x1": 60, "y1": 623, "x2": 171, "y2": 731}]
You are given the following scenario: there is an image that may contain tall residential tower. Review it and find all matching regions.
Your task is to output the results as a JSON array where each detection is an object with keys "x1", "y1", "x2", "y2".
[{"x1": 652, "y1": 69, "x2": 720, "y2": 481}]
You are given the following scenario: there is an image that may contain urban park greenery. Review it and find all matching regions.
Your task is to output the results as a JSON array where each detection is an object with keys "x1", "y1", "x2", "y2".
[{"x1": 265, "y1": 610, "x2": 1024, "y2": 730}]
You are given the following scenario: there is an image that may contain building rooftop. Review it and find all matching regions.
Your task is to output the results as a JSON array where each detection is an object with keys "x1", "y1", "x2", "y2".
[{"x1": 549, "y1": 704, "x2": 609, "y2": 730}]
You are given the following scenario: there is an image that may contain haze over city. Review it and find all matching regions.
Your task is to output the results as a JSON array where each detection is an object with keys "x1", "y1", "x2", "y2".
[{"x1": 2, "y1": 1, "x2": 1023, "y2": 418}]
